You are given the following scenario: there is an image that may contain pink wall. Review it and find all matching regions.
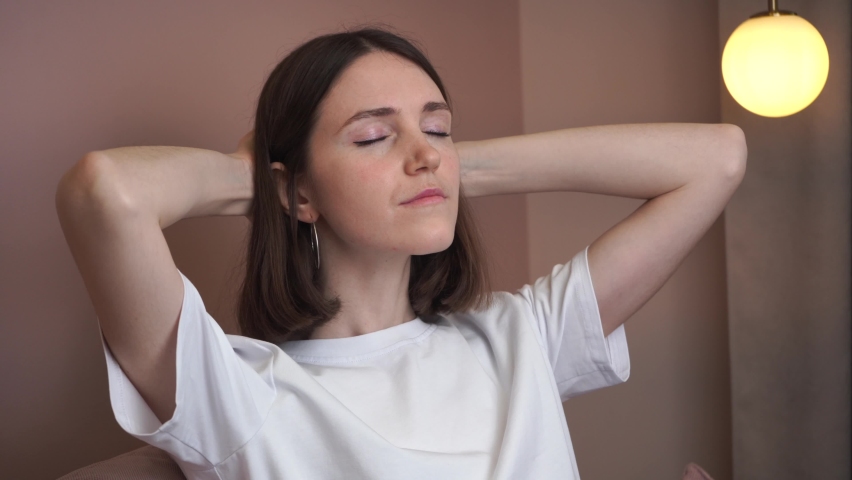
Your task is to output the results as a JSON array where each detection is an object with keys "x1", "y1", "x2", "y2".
[
  {"x1": 0, "y1": 2, "x2": 524, "y2": 478},
  {"x1": 520, "y1": 0, "x2": 732, "y2": 479},
  {"x1": 2, "y1": 1, "x2": 744, "y2": 478}
]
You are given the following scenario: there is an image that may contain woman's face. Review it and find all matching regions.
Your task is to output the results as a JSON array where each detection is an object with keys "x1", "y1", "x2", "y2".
[{"x1": 303, "y1": 51, "x2": 459, "y2": 256}]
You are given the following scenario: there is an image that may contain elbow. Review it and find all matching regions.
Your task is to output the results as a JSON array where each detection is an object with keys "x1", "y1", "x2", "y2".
[
  {"x1": 715, "y1": 123, "x2": 747, "y2": 185},
  {"x1": 55, "y1": 152, "x2": 135, "y2": 220},
  {"x1": 56, "y1": 152, "x2": 110, "y2": 209}
]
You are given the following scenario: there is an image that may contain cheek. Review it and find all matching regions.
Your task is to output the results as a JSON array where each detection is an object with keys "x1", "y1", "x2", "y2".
[
  {"x1": 314, "y1": 162, "x2": 395, "y2": 236},
  {"x1": 438, "y1": 148, "x2": 461, "y2": 185}
]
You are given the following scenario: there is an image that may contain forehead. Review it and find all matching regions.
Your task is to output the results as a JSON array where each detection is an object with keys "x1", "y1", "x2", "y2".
[{"x1": 317, "y1": 51, "x2": 445, "y2": 124}]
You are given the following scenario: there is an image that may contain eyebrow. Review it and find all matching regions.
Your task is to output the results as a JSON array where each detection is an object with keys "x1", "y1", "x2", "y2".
[{"x1": 339, "y1": 101, "x2": 450, "y2": 130}]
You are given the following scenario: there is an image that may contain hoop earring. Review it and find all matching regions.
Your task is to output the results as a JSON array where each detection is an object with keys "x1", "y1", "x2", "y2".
[{"x1": 310, "y1": 222, "x2": 320, "y2": 269}]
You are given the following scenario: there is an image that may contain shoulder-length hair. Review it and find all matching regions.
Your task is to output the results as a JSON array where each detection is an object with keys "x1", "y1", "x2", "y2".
[{"x1": 239, "y1": 27, "x2": 491, "y2": 342}]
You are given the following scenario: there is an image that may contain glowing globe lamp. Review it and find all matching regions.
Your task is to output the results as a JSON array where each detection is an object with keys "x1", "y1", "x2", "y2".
[{"x1": 722, "y1": 1, "x2": 829, "y2": 117}]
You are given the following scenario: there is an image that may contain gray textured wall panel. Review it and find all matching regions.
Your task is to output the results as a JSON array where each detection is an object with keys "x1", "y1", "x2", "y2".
[{"x1": 719, "y1": 0, "x2": 851, "y2": 478}]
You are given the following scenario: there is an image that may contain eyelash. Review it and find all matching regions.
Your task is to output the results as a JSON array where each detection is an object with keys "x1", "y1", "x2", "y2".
[{"x1": 354, "y1": 131, "x2": 450, "y2": 147}]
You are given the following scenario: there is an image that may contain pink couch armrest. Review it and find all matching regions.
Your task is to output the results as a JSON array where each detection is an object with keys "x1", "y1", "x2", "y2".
[
  {"x1": 58, "y1": 446, "x2": 185, "y2": 480},
  {"x1": 682, "y1": 462, "x2": 715, "y2": 480}
]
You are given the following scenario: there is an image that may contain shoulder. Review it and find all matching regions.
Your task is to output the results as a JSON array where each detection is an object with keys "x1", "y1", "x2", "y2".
[{"x1": 440, "y1": 289, "x2": 542, "y2": 348}]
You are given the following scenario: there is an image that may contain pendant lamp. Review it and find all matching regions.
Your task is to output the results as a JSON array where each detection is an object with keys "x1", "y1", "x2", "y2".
[{"x1": 721, "y1": 0, "x2": 829, "y2": 117}]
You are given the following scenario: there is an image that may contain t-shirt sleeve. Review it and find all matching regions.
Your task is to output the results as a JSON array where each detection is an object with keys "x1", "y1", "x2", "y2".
[
  {"x1": 99, "y1": 269, "x2": 277, "y2": 472},
  {"x1": 516, "y1": 246, "x2": 630, "y2": 401}
]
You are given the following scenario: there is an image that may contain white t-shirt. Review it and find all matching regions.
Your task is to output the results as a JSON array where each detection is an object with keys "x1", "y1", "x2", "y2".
[{"x1": 101, "y1": 246, "x2": 630, "y2": 479}]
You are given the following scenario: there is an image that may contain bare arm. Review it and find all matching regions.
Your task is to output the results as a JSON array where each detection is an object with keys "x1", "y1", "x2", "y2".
[
  {"x1": 55, "y1": 134, "x2": 254, "y2": 423},
  {"x1": 457, "y1": 123, "x2": 747, "y2": 336}
]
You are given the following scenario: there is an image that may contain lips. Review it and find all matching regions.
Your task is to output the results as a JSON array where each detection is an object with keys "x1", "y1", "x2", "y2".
[{"x1": 401, "y1": 187, "x2": 446, "y2": 205}]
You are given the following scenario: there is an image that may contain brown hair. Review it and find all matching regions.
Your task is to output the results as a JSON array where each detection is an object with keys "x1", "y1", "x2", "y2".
[{"x1": 238, "y1": 27, "x2": 492, "y2": 342}]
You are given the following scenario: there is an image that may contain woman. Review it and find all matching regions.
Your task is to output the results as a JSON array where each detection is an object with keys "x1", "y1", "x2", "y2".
[{"x1": 55, "y1": 28, "x2": 746, "y2": 479}]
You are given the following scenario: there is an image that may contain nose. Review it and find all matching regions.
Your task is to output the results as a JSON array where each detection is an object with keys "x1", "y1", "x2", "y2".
[{"x1": 403, "y1": 131, "x2": 441, "y2": 175}]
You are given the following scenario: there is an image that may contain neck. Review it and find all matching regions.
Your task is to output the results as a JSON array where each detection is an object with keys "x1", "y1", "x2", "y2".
[{"x1": 308, "y1": 234, "x2": 417, "y2": 340}]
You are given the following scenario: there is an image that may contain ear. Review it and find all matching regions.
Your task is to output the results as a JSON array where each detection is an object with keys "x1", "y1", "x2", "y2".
[{"x1": 270, "y1": 162, "x2": 320, "y2": 223}]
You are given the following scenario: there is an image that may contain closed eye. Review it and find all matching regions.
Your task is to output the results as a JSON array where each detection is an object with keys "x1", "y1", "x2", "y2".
[
  {"x1": 353, "y1": 131, "x2": 450, "y2": 147},
  {"x1": 354, "y1": 136, "x2": 388, "y2": 146},
  {"x1": 427, "y1": 131, "x2": 451, "y2": 137}
]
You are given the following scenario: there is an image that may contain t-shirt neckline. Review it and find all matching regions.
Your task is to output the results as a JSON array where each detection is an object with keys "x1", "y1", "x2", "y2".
[{"x1": 279, "y1": 317, "x2": 435, "y2": 363}]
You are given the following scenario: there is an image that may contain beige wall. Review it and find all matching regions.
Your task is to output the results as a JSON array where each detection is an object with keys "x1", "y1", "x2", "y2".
[
  {"x1": 0, "y1": 2, "x2": 525, "y2": 478},
  {"x1": 719, "y1": 1, "x2": 851, "y2": 478},
  {"x1": 520, "y1": 1, "x2": 733, "y2": 479}
]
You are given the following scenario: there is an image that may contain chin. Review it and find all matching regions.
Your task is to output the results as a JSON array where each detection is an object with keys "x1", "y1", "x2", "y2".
[
  {"x1": 410, "y1": 239, "x2": 454, "y2": 256},
  {"x1": 404, "y1": 226, "x2": 456, "y2": 255}
]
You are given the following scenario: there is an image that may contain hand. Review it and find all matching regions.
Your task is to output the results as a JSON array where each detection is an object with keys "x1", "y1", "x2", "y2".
[{"x1": 231, "y1": 129, "x2": 255, "y2": 166}]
